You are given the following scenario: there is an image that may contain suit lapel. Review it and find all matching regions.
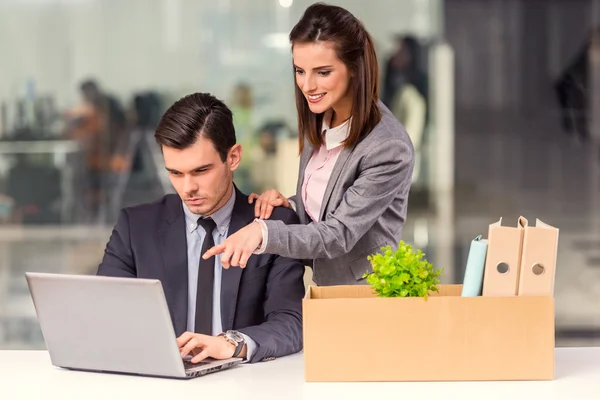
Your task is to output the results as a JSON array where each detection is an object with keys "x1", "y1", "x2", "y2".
[
  {"x1": 220, "y1": 188, "x2": 254, "y2": 331},
  {"x1": 158, "y1": 198, "x2": 189, "y2": 336},
  {"x1": 318, "y1": 145, "x2": 354, "y2": 221},
  {"x1": 296, "y1": 139, "x2": 314, "y2": 224},
  {"x1": 298, "y1": 140, "x2": 313, "y2": 191}
]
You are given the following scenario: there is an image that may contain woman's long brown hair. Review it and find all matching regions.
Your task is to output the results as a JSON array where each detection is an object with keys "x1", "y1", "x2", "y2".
[{"x1": 289, "y1": 2, "x2": 382, "y2": 153}]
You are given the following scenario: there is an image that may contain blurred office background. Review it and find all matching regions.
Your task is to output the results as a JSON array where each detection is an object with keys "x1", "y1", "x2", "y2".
[{"x1": 0, "y1": 0, "x2": 599, "y2": 349}]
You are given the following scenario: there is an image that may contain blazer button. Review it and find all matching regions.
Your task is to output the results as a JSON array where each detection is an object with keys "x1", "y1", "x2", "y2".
[{"x1": 261, "y1": 356, "x2": 276, "y2": 362}]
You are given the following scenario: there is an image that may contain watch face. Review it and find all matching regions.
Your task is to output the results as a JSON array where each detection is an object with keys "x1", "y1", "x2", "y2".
[{"x1": 227, "y1": 330, "x2": 245, "y2": 343}]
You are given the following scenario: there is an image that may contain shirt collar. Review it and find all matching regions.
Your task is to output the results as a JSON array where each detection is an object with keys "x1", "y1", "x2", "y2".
[
  {"x1": 322, "y1": 110, "x2": 351, "y2": 150},
  {"x1": 182, "y1": 187, "x2": 236, "y2": 235}
]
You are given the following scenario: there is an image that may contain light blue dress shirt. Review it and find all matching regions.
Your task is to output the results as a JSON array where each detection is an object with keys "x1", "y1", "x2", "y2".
[{"x1": 182, "y1": 189, "x2": 256, "y2": 360}]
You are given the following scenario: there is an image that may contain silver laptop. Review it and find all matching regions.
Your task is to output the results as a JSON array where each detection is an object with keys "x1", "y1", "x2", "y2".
[{"x1": 25, "y1": 272, "x2": 242, "y2": 379}]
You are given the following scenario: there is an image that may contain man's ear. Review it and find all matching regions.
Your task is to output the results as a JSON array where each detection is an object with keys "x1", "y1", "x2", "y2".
[{"x1": 227, "y1": 144, "x2": 242, "y2": 172}]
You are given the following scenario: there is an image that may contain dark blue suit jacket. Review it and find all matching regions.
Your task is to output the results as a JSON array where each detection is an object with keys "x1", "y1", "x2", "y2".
[{"x1": 96, "y1": 188, "x2": 305, "y2": 362}]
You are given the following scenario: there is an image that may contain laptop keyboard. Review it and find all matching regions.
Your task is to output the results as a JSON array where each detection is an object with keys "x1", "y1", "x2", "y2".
[{"x1": 184, "y1": 360, "x2": 209, "y2": 369}]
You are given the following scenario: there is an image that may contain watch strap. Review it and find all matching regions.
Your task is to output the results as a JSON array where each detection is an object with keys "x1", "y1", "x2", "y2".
[
  {"x1": 220, "y1": 331, "x2": 244, "y2": 358},
  {"x1": 232, "y1": 340, "x2": 244, "y2": 358}
]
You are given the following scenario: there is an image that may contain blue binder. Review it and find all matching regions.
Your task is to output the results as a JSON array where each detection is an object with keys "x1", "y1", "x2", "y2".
[{"x1": 461, "y1": 235, "x2": 488, "y2": 297}]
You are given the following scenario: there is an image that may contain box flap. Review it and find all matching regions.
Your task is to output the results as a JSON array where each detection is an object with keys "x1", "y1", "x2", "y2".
[{"x1": 304, "y1": 284, "x2": 464, "y2": 300}]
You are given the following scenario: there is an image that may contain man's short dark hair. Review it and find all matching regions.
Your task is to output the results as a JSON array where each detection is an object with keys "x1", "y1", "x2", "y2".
[{"x1": 154, "y1": 92, "x2": 236, "y2": 162}]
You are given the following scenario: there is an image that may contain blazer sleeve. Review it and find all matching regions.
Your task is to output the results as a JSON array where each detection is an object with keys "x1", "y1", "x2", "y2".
[
  {"x1": 96, "y1": 209, "x2": 137, "y2": 278},
  {"x1": 287, "y1": 194, "x2": 298, "y2": 213},
  {"x1": 237, "y1": 210, "x2": 305, "y2": 362},
  {"x1": 262, "y1": 138, "x2": 414, "y2": 260}
]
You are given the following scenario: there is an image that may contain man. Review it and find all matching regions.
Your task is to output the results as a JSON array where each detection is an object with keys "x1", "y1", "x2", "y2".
[
  {"x1": 66, "y1": 79, "x2": 129, "y2": 223},
  {"x1": 97, "y1": 92, "x2": 305, "y2": 364}
]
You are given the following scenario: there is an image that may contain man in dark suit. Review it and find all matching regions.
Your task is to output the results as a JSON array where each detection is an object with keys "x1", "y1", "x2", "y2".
[{"x1": 97, "y1": 92, "x2": 305, "y2": 364}]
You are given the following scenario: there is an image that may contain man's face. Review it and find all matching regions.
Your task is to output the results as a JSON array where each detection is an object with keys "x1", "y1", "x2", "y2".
[{"x1": 162, "y1": 136, "x2": 241, "y2": 215}]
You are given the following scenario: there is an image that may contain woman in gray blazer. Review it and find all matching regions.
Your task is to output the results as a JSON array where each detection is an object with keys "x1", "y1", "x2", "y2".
[{"x1": 204, "y1": 3, "x2": 415, "y2": 286}]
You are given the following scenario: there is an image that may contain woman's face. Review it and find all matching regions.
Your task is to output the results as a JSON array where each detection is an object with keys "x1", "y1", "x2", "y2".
[{"x1": 292, "y1": 41, "x2": 353, "y2": 118}]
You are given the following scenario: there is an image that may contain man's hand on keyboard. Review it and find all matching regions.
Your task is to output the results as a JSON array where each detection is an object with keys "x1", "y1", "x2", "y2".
[{"x1": 177, "y1": 332, "x2": 236, "y2": 363}]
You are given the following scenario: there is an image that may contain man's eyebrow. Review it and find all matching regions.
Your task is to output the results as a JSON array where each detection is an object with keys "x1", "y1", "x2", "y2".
[{"x1": 165, "y1": 163, "x2": 213, "y2": 173}]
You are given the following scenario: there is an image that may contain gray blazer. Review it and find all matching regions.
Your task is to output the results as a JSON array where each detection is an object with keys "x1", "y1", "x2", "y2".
[{"x1": 262, "y1": 100, "x2": 415, "y2": 286}]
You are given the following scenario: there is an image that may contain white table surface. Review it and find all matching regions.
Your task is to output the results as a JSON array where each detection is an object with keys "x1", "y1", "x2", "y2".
[{"x1": 1, "y1": 347, "x2": 599, "y2": 400}]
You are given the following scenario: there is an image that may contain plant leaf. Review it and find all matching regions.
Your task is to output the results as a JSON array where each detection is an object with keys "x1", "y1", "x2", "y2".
[{"x1": 363, "y1": 240, "x2": 443, "y2": 299}]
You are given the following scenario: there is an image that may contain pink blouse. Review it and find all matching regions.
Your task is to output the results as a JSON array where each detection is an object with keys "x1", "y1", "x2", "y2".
[{"x1": 302, "y1": 115, "x2": 351, "y2": 222}]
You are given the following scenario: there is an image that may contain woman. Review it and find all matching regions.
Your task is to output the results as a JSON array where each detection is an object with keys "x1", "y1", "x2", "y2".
[
  {"x1": 384, "y1": 35, "x2": 428, "y2": 183},
  {"x1": 204, "y1": 3, "x2": 415, "y2": 286}
]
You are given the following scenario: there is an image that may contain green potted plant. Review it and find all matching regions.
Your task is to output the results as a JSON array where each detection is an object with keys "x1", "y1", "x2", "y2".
[{"x1": 362, "y1": 241, "x2": 443, "y2": 300}]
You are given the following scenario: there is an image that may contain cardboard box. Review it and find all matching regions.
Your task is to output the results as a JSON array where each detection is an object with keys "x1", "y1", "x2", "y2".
[{"x1": 302, "y1": 284, "x2": 554, "y2": 382}]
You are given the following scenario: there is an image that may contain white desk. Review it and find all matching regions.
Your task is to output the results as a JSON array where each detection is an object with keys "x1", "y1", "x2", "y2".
[{"x1": 1, "y1": 348, "x2": 599, "y2": 400}]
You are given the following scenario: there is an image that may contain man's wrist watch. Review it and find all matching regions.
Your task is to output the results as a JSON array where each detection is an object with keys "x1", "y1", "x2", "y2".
[{"x1": 219, "y1": 330, "x2": 245, "y2": 358}]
